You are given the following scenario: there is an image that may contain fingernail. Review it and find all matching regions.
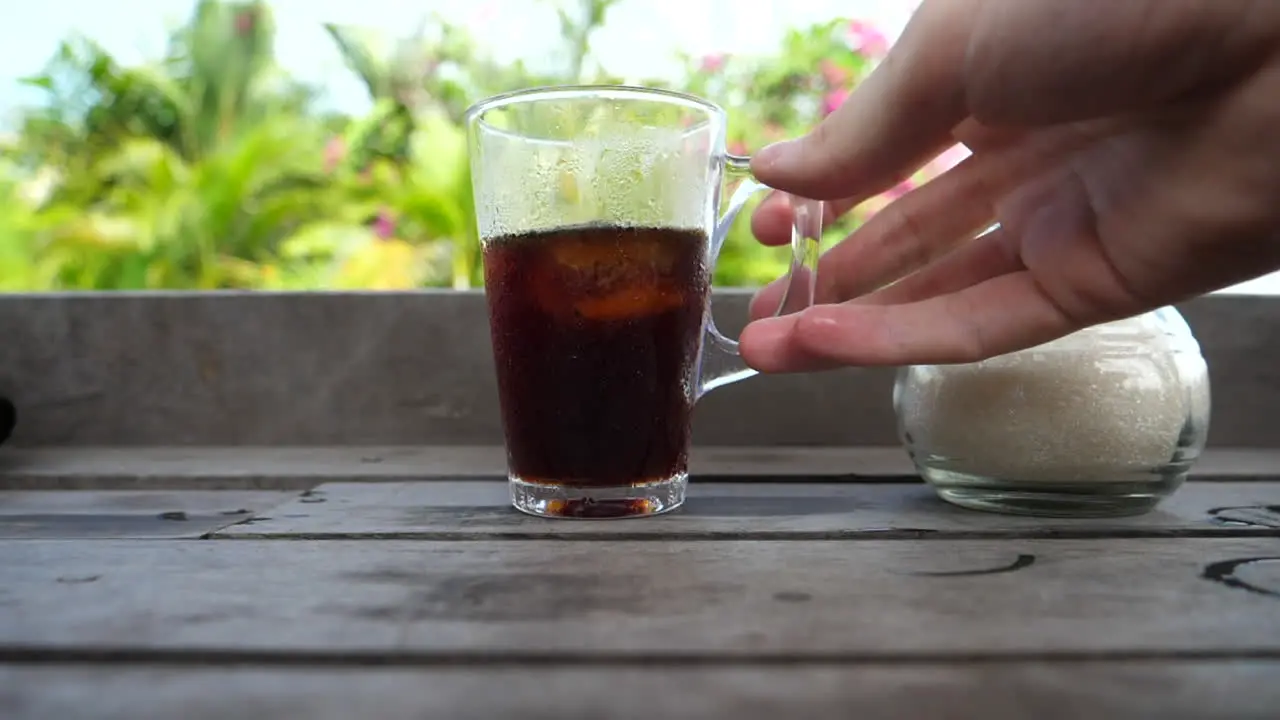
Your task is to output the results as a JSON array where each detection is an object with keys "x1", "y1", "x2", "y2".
[
  {"x1": 743, "y1": 314, "x2": 792, "y2": 342},
  {"x1": 801, "y1": 305, "x2": 841, "y2": 329},
  {"x1": 754, "y1": 140, "x2": 798, "y2": 172}
]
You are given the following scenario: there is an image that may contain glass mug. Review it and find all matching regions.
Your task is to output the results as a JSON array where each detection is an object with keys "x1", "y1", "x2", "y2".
[{"x1": 465, "y1": 85, "x2": 821, "y2": 519}]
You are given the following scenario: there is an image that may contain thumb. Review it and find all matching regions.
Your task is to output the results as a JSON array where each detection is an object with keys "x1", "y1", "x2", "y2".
[{"x1": 750, "y1": 0, "x2": 975, "y2": 201}]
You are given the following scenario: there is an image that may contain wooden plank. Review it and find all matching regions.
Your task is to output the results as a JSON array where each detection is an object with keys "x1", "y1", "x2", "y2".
[
  {"x1": 3, "y1": 661, "x2": 1280, "y2": 720},
  {"x1": 1, "y1": 446, "x2": 1276, "y2": 490},
  {"x1": 0, "y1": 446, "x2": 907, "y2": 489},
  {"x1": 214, "y1": 481, "x2": 1280, "y2": 540},
  {"x1": 2, "y1": 538, "x2": 1278, "y2": 655},
  {"x1": 2, "y1": 292, "x2": 1278, "y2": 449},
  {"x1": 0, "y1": 490, "x2": 294, "y2": 539}
]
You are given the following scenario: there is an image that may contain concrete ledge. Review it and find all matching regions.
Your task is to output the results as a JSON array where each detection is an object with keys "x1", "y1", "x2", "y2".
[
  {"x1": 1, "y1": 446, "x2": 1278, "y2": 490},
  {"x1": 1, "y1": 291, "x2": 1278, "y2": 448}
]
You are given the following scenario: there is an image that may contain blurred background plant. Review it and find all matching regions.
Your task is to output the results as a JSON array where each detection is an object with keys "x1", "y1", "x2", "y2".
[{"x1": 0, "y1": 0, "x2": 961, "y2": 291}]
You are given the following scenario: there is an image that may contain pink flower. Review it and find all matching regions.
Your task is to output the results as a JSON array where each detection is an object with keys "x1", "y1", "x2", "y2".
[
  {"x1": 234, "y1": 9, "x2": 257, "y2": 36},
  {"x1": 373, "y1": 209, "x2": 396, "y2": 240},
  {"x1": 700, "y1": 53, "x2": 727, "y2": 73},
  {"x1": 819, "y1": 59, "x2": 850, "y2": 88},
  {"x1": 822, "y1": 88, "x2": 849, "y2": 116},
  {"x1": 727, "y1": 140, "x2": 749, "y2": 157},
  {"x1": 846, "y1": 19, "x2": 889, "y2": 58},
  {"x1": 885, "y1": 178, "x2": 916, "y2": 200},
  {"x1": 323, "y1": 136, "x2": 346, "y2": 173}
]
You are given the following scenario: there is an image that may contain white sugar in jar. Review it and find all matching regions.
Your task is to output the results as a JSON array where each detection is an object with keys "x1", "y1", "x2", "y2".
[{"x1": 893, "y1": 307, "x2": 1210, "y2": 517}]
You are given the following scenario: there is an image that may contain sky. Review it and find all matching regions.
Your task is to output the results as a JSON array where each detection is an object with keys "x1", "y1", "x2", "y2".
[
  {"x1": 2, "y1": 0, "x2": 1275, "y2": 293},
  {"x1": 0, "y1": 0, "x2": 919, "y2": 118}
]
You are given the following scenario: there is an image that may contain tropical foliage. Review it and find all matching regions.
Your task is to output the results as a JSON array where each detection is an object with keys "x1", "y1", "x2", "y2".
[{"x1": 0, "y1": 0, "x2": 954, "y2": 291}]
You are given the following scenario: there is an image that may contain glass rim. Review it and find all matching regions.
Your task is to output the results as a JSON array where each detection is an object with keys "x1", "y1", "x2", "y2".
[{"x1": 463, "y1": 84, "x2": 727, "y2": 129}]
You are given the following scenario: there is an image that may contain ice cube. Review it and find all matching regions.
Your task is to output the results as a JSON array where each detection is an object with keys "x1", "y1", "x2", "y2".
[
  {"x1": 572, "y1": 284, "x2": 686, "y2": 321},
  {"x1": 533, "y1": 228, "x2": 689, "y2": 321}
]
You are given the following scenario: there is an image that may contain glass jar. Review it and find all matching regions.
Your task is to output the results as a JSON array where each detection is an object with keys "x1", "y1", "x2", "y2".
[{"x1": 893, "y1": 307, "x2": 1211, "y2": 517}]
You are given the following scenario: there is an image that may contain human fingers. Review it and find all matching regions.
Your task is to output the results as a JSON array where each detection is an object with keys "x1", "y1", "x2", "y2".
[
  {"x1": 747, "y1": 225, "x2": 1021, "y2": 349},
  {"x1": 748, "y1": 120, "x2": 1109, "y2": 321},
  {"x1": 739, "y1": 270, "x2": 1077, "y2": 372},
  {"x1": 748, "y1": 0, "x2": 976, "y2": 201},
  {"x1": 855, "y1": 225, "x2": 1020, "y2": 306},
  {"x1": 749, "y1": 192, "x2": 858, "y2": 247},
  {"x1": 747, "y1": 154, "x2": 997, "y2": 321},
  {"x1": 751, "y1": 0, "x2": 1280, "y2": 202},
  {"x1": 743, "y1": 52, "x2": 1280, "y2": 374},
  {"x1": 950, "y1": 117, "x2": 1028, "y2": 152},
  {"x1": 748, "y1": 118, "x2": 1015, "y2": 248}
]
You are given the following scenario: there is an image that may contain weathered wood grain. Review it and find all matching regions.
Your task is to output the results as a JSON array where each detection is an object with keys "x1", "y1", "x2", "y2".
[
  {"x1": 213, "y1": 481, "x2": 1280, "y2": 540},
  {"x1": 1, "y1": 446, "x2": 1276, "y2": 490},
  {"x1": 0, "y1": 490, "x2": 294, "y2": 539},
  {"x1": 1, "y1": 292, "x2": 1278, "y2": 448},
  {"x1": 2, "y1": 538, "x2": 1278, "y2": 655},
  {"x1": 4, "y1": 661, "x2": 1280, "y2": 720},
  {"x1": 0, "y1": 446, "x2": 909, "y2": 489}
]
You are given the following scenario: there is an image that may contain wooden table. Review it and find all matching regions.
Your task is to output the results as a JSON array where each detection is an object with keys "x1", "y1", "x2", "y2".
[{"x1": 2, "y1": 445, "x2": 1279, "y2": 719}]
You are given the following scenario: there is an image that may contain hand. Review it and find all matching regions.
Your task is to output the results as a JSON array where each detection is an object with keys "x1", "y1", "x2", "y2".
[{"x1": 739, "y1": 0, "x2": 1280, "y2": 372}]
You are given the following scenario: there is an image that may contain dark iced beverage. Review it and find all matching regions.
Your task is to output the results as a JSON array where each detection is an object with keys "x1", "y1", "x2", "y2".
[
  {"x1": 483, "y1": 224, "x2": 709, "y2": 491},
  {"x1": 467, "y1": 85, "x2": 822, "y2": 519}
]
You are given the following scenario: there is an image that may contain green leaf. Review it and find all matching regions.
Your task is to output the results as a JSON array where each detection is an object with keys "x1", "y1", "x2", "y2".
[
  {"x1": 323, "y1": 23, "x2": 392, "y2": 99},
  {"x1": 18, "y1": 74, "x2": 55, "y2": 91}
]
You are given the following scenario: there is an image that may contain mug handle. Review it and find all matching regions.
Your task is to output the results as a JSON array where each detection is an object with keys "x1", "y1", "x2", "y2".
[{"x1": 697, "y1": 154, "x2": 822, "y2": 397}]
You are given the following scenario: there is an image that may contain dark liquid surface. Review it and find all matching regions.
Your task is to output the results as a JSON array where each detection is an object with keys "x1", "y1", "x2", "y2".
[{"x1": 483, "y1": 224, "x2": 709, "y2": 487}]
